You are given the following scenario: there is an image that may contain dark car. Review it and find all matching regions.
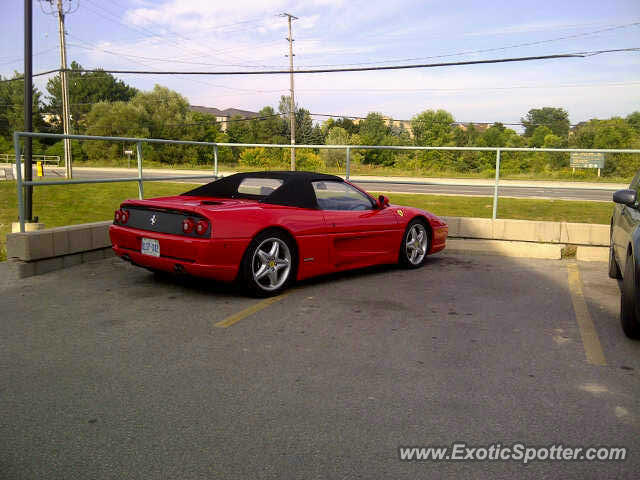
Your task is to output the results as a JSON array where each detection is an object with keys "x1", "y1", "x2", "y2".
[{"x1": 610, "y1": 173, "x2": 640, "y2": 339}]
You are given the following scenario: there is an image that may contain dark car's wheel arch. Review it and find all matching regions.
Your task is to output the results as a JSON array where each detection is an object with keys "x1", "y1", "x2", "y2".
[
  {"x1": 621, "y1": 246, "x2": 640, "y2": 339},
  {"x1": 608, "y1": 219, "x2": 622, "y2": 279}
]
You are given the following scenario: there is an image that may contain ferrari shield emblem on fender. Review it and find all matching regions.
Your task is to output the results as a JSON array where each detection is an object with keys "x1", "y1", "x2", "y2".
[{"x1": 396, "y1": 209, "x2": 404, "y2": 216}]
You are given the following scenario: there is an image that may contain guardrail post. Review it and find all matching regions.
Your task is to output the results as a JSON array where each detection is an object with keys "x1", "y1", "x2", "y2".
[
  {"x1": 136, "y1": 142, "x2": 144, "y2": 199},
  {"x1": 346, "y1": 147, "x2": 351, "y2": 181},
  {"x1": 214, "y1": 144, "x2": 218, "y2": 177},
  {"x1": 14, "y1": 133, "x2": 25, "y2": 232},
  {"x1": 492, "y1": 149, "x2": 501, "y2": 220}
]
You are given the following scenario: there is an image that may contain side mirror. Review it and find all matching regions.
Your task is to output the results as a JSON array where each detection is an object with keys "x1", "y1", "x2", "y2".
[
  {"x1": 378, "y1": 195, "x2": 390, "y2": 209},
  {"x1": 613, "y1": 189, "x2": 637, "y2": 207}
]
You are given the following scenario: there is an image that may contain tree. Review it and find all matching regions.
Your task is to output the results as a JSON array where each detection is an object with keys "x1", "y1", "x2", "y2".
[
  {"x1": 249, "y1": 106, "x2": 286, "y2": 143},
  {"x1": 46, "y1": 61, "x2": 137, "y2": 133},
  {"x1": 0, "y1": 72, "x2": 48, "y2": 144},
  {"x1": 325, "y1": 117, "x2": 359, "y2": 136},
  {"x1": 411, "y1": 109, "x2": 454, "y2": 147},
  {"x1": 626, "y1": 111, "x2": 640, "y2": 134},
  {"x1": 84, "y1": 101, "x2": 150, "y2": 161},
  {"x1": 529, "y1": 125, "x2": 552, "y2": 147},
  {"x1": 358, "y1": 112, "x2": 396, "y2": 165},
  {"x1": 322, "y1": 126, "x2": 351, "y2": 167},
  {"x1": 452, "y1": 124, "x2": 480, "y2": 147},
  {"x1": 521, "y1": 107, "x2": 570, "y2": 137},
  {"x1": 226, "y1": 115, "x2": 255, "y2": 144},
  {"x1": 277, "y1": 95, "x2": 319, "y2": 145}
]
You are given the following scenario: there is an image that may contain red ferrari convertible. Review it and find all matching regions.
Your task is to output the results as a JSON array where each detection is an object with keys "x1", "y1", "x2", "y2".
[{"x1": 109, "y1": 171, "x2": 448, "y2": 296}]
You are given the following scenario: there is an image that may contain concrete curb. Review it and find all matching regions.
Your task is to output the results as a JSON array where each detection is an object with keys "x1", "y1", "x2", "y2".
[
  {"x1": 576, "y1": 246, "x2": 609, "y2": 262},
  {"x1": 4, "y1": 216, "x2": 609, "y2": 278},
  {"x1": 441, "y1": 216, "x2": 609, "y2": 246},
  {"x1": 446, "y1": 238, "x2": 563, "y2": 260}
]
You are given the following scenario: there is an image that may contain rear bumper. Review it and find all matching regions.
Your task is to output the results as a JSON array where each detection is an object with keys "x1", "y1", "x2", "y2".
[{"x1": 109, "y1": 225, "x2": 248, "y2": 282}]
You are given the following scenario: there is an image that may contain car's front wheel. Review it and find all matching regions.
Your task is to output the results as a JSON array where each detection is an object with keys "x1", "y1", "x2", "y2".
[
  {"x1": 242, "y1": 230, "x2": 296, "y2": 297},
  {"x1": 621, "y1": 251, "x2": 640, "y2": 339},
  {"x1": 399, "y1": 219, "x2": 430, "y2": 269}
]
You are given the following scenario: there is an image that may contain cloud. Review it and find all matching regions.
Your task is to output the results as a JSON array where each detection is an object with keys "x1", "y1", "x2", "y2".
[
  {"x1": 57, "y1": 0, "x2": 640, "y2": 125},
  {"x1": 463, "y1": 20, "x2": 610, "y2": 37}
]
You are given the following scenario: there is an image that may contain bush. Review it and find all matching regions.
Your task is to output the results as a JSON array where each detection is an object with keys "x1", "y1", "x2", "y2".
[
  {"x1": 44, "y1": 140, "x2": 85, "y2": 164},
  {"x1": 238, "y1": 147, "x2": 287, "y2": 169},
  {"x1": 295, "y1": 149, "x2": 323, "y2": 171}
]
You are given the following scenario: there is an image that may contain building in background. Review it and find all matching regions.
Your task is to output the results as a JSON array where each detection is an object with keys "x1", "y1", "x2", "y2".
[{"x1": 189, "y1": 106, "x2": 258, "y2": 132}]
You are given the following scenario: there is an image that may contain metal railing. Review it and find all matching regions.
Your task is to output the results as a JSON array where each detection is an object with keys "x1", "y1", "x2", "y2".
[
  {"x1": 13, "y1": 131, "x2": 640, "y2": 233},
  {"x1": 1, "y1": 153, "x2": 60, "y2": 166}
]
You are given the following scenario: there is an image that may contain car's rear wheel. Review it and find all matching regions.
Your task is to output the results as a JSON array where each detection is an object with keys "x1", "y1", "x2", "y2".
[
  {"x1": 609, "y1": 233, "x2": 622, "y2": 279},
  {"x1": 621, "y1": 251, "x2": 640, "y2": 339},
  {"x1": 399, "y1": 219, "x2": 430, "y2": 269},
  {"x1": 242, "y1": 230, "x2": 296, "y2": 297}
]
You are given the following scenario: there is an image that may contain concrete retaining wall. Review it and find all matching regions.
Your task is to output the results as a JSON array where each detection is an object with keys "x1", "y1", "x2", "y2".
[
  {"x1": 4, "y1": 216, "x2": 611, "y2": 279},
  {"x1": 441, "y1": 216, "x2": 609, "y2": 246},
  {"x1": 6, "y1": 221, "x2": 113, "y2": 278}
]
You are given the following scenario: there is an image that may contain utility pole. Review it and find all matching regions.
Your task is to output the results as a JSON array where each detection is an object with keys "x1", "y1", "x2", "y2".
[
  {"x1": 280, "y1": 12, "x2": 298, "y2": 171},
  {"x1": 24, "y1": 0, "x2": 33, "y2": 222},
  {"x1": 41, "y1": 0, "x2": 75, "y2": 178},
  {"x1": 56, "y1": 0, "x2": 72, "y2": 178}
]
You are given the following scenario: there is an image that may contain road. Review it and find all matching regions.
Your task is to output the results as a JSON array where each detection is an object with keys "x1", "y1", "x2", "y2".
[
  {"x1": 1, "y1": 253, "x2": 638, "y2": 479},
  {"x1": 3, "y1": 165, "x2": 623, "y2": 201},
  {"x1": 355, "y1": 180, "x2": 616, "y2": 201}
]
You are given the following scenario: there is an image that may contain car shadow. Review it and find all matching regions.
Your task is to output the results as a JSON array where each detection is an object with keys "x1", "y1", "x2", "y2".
[{"x1": 140, "y1": 254, "x2": 448, "y2": 297}]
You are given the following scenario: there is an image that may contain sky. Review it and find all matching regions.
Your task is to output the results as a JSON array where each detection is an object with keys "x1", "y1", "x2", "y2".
[{"x1": 2, "y1": 0, "x2": 640, "y2": 128}]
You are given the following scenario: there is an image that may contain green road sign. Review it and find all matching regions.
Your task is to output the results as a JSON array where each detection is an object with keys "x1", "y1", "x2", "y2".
[{"x1": 570, "y1": 152, "x2": 605, "y2": 169}]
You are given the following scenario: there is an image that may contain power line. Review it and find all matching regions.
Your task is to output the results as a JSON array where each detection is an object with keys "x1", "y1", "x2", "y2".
[
  {"x1": 296, "y1": 80, "x2": 640, "y2": 93},
  {"x1": 294, "y1": 20, "x2": 640, "y2": 68},
  {"x1": 309, "y1": 113, "x2": 594, "y2": 128},
  {"x1": 0, "y1": 100, "x2": 622, "y2": 130},
  {"x1": 64, "y1": 34, "x2": 289, "y2": 95},
  {"x1": 0, "y1": 69, "x2": 61, "y2": 82},
  {"x1": 57, "y1": 48, "x2": 640, "y2": 76},
  {"x1": 163, "y1": 113, "x2": 285, "y2": 127},
  {"x1": 0, "y1": 47, "x2": 61, "y2": 67},
  {"x1": 37, "y1": 18, "x2": 639, "y2": 72}
]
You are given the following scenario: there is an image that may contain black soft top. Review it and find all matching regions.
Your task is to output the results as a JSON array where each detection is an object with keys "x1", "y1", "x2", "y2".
[{"x1": 182, "y1": 171, "x2": 344, "y2": 209}]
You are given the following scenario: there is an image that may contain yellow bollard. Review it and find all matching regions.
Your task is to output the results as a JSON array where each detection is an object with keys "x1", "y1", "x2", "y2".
[{"x1": 36, "y1": 161, "x2": 43, "y2": 177}]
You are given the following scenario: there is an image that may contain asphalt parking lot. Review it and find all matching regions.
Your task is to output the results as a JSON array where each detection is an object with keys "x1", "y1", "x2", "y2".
[{"x1": 1, "y1": 252, "x2": 639, "y2": 479}]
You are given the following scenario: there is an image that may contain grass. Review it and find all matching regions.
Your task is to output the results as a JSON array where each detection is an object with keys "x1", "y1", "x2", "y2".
[
  {"x1": 373, "y1": 192, "x2": 613, "y2": 224},
  {"x1": 0, "y1": 181, "x2": 193, "y2": 261},
  {"x1": 0, "y1": 181, "x2": 613, "y2": 261}
]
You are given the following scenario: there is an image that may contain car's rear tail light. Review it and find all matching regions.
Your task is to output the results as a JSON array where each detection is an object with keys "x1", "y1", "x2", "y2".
[
  {"x1": 195, "y1": 219, "x2": 209, "y2": 236},
  {"x1": 114, "y1": 208, "x2": 129, "y2": 225},
  {"x1": 182, "y1": 218, "x2": 195, "y2": 234}
]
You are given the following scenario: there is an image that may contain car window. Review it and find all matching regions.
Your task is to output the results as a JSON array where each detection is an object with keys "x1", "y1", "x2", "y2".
[
  {"x1": 237, "y1": 178, "x2": 284, "y2": 196},
  {"x1": 312, "y1": 181, "x2": 375, "y2": 211}
]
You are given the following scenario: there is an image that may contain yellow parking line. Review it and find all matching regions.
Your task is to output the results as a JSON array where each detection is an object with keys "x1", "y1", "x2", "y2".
[
  {"x1": 214, "y1": 292, "x2": 290, "y2": 328},
  {"x1": 567, "y1": 262, "x2": 607, "y2": 366}
]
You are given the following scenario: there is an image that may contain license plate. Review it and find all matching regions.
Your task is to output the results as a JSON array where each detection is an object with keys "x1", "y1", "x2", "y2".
[{"x1": 141, "y1": 238, "x2": 160, "y2": 257}]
